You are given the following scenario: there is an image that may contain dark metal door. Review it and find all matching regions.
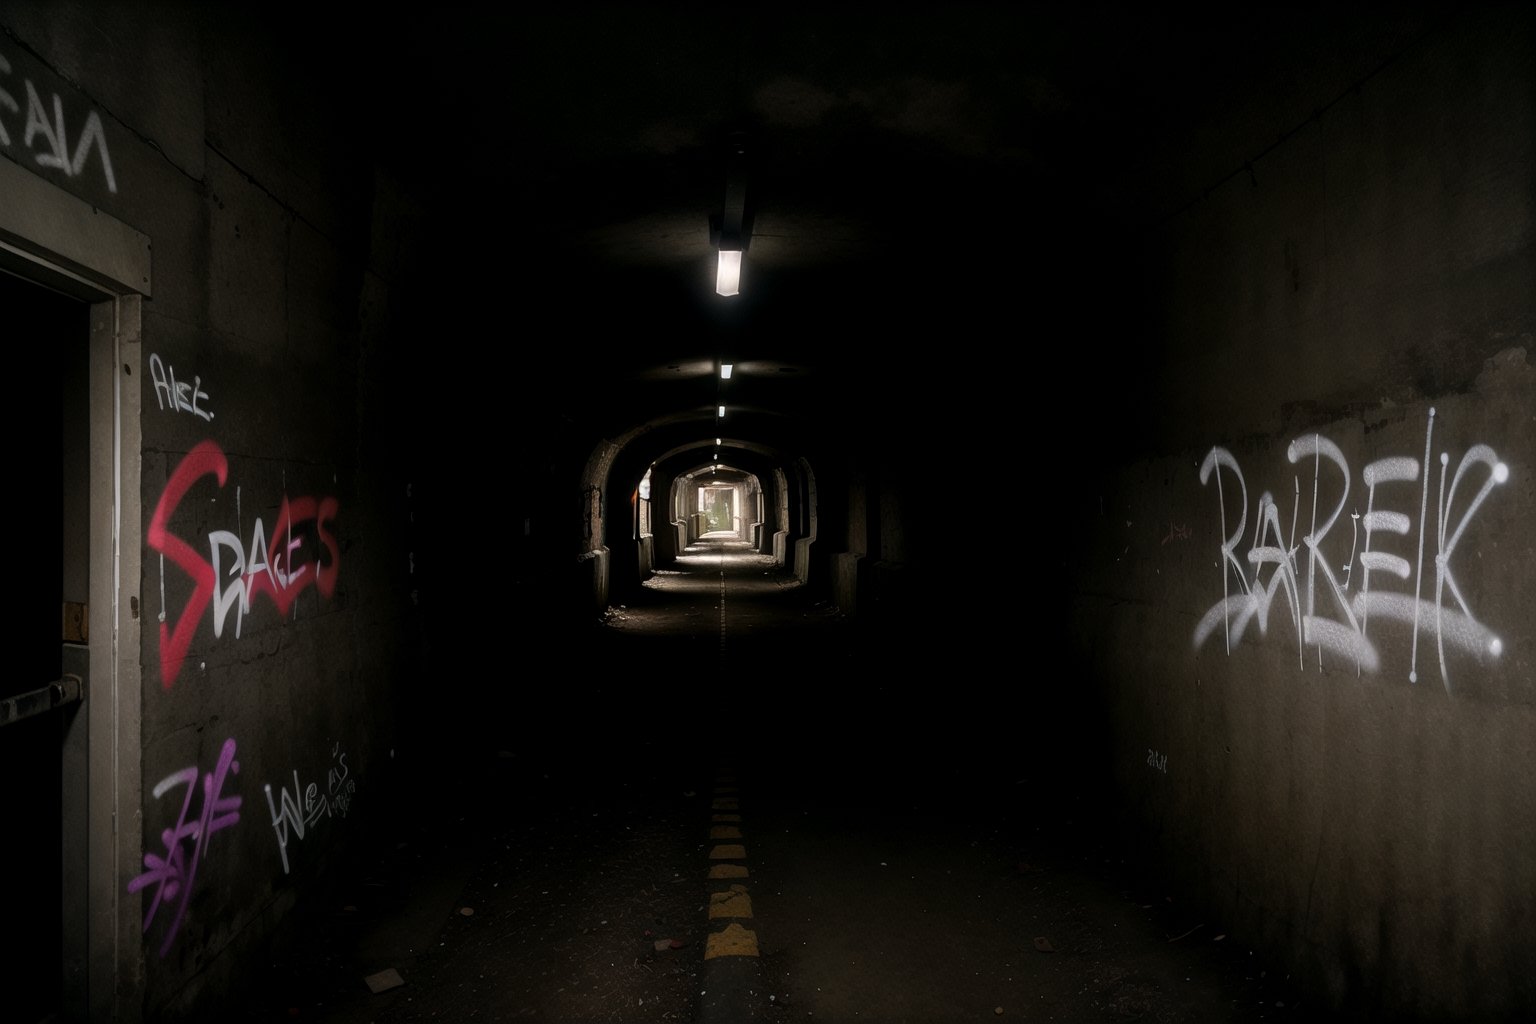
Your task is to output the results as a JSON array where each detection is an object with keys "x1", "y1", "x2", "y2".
[{"x1": 0, "y1": 268, "x2": 90, "y2": 1024}]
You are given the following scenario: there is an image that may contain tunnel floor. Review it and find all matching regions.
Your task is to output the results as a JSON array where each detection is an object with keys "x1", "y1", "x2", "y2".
[{"x1": 229, "y1": 540, "x2": 1323, "y2": 1024}]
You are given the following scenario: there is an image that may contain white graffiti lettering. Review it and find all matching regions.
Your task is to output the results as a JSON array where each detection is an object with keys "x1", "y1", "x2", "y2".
[
  {"x1": 149, "y1": 353, "x2": 215, "y2": 421},
  {"x1": 1193, "y1": 408, "x2": 1507, "y2": 692},
  {"x1": 0, "y1": 52, "x2": 117, "y2": 193},
  {"x1": 263, "y1": 743, "x2": 357, "y2": 875},
  {"x1": 209, "y1": 504, "x2": 313, "y2": 640}
]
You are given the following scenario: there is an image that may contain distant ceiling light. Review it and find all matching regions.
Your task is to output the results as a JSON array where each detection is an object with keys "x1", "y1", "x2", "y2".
[
  {"x1": 720, "y1": 362, "x2": 734, "y2": 379},
  {"x1": 717, "y1": 405, "x2": 725, "y2": 418},
  {"x1": 715, "y1": 251, "x2": 742, "y2": 297},
  {"x1": 715, "y1": 437, "x2": 721, "y2": 445}
]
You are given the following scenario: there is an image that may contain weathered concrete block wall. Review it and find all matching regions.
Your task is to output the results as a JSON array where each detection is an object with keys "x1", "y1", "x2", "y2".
[
  {"x1": 831, "y1": 553, "x2": 862, "y2": 616},
  {"x1": 3, "y1": 5, "x2": 426, "y2": 1019},
  {"x1": 1071, "y1": 8, "x2": 1534, "y2": 1019},
  {"x1": 576, "y1": 546, "x2": 611, "y2": 616}
]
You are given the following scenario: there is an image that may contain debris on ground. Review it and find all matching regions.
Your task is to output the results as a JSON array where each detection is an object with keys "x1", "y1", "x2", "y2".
[
  {"x1": 1034, "y1": 937, "x2": 1055, "y2": 952},
  {"x1": 363, "y1": 968, "x2": 405, "y2": 993},
  {"x1": 1167, "y1": 923, "x2": 1203, "y2": 943}
]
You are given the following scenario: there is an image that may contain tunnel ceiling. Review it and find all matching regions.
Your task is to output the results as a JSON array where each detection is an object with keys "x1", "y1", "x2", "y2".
[{"x1": 331, "y1": 3, "x2": 1444, "y2": 465}]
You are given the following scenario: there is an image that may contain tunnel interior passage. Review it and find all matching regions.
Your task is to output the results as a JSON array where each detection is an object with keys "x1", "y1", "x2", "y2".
[
  {"x1": 601, "y1": 535, "x2": 851, "y2": 694},
  {"x1": 595, "y1": 418, "x2": 832, "y2": 612},
  {"x1": 677, "y1": 465, "x2": 760, "y2": 544}
]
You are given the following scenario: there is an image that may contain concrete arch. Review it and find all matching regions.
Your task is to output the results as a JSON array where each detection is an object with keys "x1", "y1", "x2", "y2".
[{"x1": 576, "y1": 414, "x2": 832, "y2": 613}]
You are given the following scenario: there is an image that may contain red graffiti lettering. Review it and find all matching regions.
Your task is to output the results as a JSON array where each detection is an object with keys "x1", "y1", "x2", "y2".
[
  {"x1": 150, "y1": 441, "x2": 342, "y2": 690},
  {"x1": 244, "y1": 496, "x2": 342, "y2": 613},
  {"x1": 147, "y1": 441, "x2": 226, "y2": 690}
]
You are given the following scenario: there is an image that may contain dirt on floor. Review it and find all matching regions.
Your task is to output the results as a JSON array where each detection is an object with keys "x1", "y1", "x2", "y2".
[{"x1": 224, "y1": 548, "x2": 1339, "y2": 1024}]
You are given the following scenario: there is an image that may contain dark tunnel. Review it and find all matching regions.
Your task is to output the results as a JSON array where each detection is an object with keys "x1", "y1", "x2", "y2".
[{"x1": 0, "y1": 3, "x2": 1531, "y2": 1023}]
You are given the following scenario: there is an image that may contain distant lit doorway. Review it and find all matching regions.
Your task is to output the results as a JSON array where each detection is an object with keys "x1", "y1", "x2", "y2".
[{"x1": 702, "y1": 486, "x2": 734, "y2": 532}]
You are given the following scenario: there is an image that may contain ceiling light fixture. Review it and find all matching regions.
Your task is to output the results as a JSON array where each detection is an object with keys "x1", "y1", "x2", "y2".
[
  {"x1": 720, "y1": 362, "x2": 734, "y2": 380},
  {"x1": 710, "y1": 132, "x2": 751, "y2": 297},
  {"x1": 715, "y1": 252, "x2": 741, "y2": 297},
  {"x1": 718, "y1": 405, "x2": 725, "y2": 418}
]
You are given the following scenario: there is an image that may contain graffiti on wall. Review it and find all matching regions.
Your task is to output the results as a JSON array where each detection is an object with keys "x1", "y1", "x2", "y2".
[
  {"x1": 1192, "y1": 408, "x2": 1508, "y2": 692},
  {"x1": 148, "y1": 440, "x2": 341, "y2": 689},
  {"x1": 149, "y1": 353, "x2": 215, "y2": 421},
  {"x1": 127, "y1": 738, "x2": 242, "y2": 957},
  {"x1": 0, "y1": 51, "x2": 118, "y2": 193},
  {"x1": 1161, "y1": 522, "x2": 1191, "y2": 545},
  {"x1": 264, "y1": 742, "x2": 357, "y2": 874}
]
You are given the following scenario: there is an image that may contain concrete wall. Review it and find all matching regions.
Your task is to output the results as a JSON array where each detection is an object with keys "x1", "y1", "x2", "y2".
[
  {"x1": 1069, "y1": 7, "x2": 1535, "y2": 1018},
  {"x1": 2, "y1": 6, "x2": 426, "y2": 1019}
]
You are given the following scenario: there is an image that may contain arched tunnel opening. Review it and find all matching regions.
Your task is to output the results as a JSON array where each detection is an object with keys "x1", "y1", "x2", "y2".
[{"x1": 11, "y1": 6, "x2": 1529, "y2": 1023}]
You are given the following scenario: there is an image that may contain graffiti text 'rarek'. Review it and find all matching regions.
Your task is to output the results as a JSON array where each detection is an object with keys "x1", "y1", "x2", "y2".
[{"x1": 1193, "y1": 408, "x2": 1507, "y2": 692}]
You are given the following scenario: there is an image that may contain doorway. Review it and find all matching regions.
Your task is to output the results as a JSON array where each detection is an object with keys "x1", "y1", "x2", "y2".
[
  {"x1": 0, "y1": 268, "x2": 90, "y2": 1024},
  {"x1": 1, "y1": 155, "x2": 150, "y2": 1023}
]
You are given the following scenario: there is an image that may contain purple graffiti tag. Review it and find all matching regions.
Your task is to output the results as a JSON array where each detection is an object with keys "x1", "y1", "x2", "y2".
[{"x1": 127, "y1": 737, "x2": 242, "y2": 957}]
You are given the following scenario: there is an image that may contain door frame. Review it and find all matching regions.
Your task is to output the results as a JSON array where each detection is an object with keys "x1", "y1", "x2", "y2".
[{"x1": 1, "y1": 156, "x2": 149, "y2": 1024}]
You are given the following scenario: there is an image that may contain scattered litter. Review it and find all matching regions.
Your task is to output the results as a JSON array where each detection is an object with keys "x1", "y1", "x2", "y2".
[
  {"x1": 654, "y1": 938, "x2": 687, "y2": 951},
  {"x1": 1215, "y1": 934, "x2": 1226, "y2": 942},
  {"x1": 364, "y1": 968, "x2": 405, "y2": 993},
  {"x1": 1167, "y1": 923, "x2": 1203, "y2": 943},
  {"x1": 684, "y1": 791, "x2": 697, "y2": 798},
  {"x1": 995, "y1": 1007, "x2": 1005, "y2": 1015},
  {"x1": 880, "y1": 862, "x2": 888, "y2": 867},
  {"x1": 459, "y1": 907, "x2": 475, "y2": 916},
  {"x1": 1033, "y1": 937, "x2": 1055, "y2": 953},
  {"x1": 1276, "y1": 1001, "x2": 1285, "y2": 1008}
]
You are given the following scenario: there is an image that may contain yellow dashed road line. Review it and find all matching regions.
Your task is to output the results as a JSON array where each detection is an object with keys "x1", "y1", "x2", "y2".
[
  {"x1": 705, "y1": 922, "x2": 760, "y2": 959},
  {"x1": 704, "y1": 771, "x2": 759, "y2": 960},
  {"x1": 708, "y1": 885, "x2": 754, "y2": 919}
]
